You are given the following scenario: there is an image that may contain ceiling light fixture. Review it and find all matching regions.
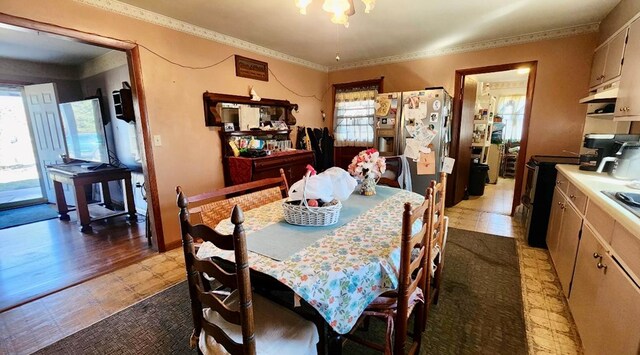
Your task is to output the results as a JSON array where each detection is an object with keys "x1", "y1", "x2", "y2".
[{"x1": 296, "y1": 0, "x2": 376, "y2": 28}]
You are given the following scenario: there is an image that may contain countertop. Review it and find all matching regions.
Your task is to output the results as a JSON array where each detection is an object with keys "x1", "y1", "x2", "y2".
[{"x1": 556, "y1": 165, "x2": 640, "y2": 240}]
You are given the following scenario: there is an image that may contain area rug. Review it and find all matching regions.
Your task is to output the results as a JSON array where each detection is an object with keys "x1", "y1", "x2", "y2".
[
  {"x1": 35, "y1": 228, "x2": 527, "y2": 354},
  {"x1": 0, "y1": 203, "x2": 59, "y2": 230}
]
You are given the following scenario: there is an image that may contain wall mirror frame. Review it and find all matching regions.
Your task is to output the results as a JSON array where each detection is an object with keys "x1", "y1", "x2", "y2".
[{"x1": 203, "y1": 92, "x2": 298, "y2": 128}]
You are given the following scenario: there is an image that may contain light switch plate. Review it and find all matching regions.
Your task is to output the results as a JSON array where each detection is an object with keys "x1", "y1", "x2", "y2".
[{"x1": 153, "y1": 135, "x2": 162, "y2": 146}]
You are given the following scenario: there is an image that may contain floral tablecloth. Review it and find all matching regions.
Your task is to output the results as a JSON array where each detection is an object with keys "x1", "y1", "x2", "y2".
[{"x1": 202, "y1": 189, "x2": 424, "y2": 334}]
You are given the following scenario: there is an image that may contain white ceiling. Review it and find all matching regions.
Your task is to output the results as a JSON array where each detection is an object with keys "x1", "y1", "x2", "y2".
[
  {"x1": 469, "y1": 70, "x2": 527, "y2": 83},
  {"x1": 117, "y1": 0, "x2": 620, "y2": 68},
  {"x1": 0, "y1": 24, "x2": 111, "y2": 65}
]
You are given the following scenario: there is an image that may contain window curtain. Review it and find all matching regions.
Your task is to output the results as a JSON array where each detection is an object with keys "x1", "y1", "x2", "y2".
[
  {"x1": 496, "y1": 95, "x2": 526, "y2": 142},
  {"x1": 333, "y1": 87, "x2": 377, "y2": 147}
]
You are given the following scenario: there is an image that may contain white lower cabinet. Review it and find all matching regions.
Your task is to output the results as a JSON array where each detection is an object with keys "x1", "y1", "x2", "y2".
[
  {"x1": 569, "y1": 225, "x2": 640, "y2": 355},
  {"x1": 546, "y1": 187, "x2": 582, "y2": 298}
]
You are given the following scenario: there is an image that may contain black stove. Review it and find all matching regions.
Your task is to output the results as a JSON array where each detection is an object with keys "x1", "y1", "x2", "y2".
[{"x1": 602, "y1": 191, "x2": 640, "y2": 219}]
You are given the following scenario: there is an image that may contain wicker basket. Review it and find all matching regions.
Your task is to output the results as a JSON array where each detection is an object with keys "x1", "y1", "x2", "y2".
[{"x1": 282, "y1": 172, "x2": 342, "y2": 226}]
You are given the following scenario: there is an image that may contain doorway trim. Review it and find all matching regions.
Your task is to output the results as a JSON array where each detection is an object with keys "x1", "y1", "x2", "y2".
[
  {"x1": 449, "y1": 61, "x2": 538, "y2": 216},
  {"x1": 0, "y1": 12, "x2": 167, "y2": 251}
]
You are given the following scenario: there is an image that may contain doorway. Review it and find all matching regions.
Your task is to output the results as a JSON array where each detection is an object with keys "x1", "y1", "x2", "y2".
[
  {"x1": 0, "y1": 86, "x2": 45, "y2": 208},
  {"x1": 0, "y1": 16, "x2": 161, "y2": 311},
  {"x1": 447, "y1": 62, "x2": 537, "y2": 216}
]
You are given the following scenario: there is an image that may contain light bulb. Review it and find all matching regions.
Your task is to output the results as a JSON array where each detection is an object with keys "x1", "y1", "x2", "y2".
[
  {"x1": 323, "y1": 0, "x2": 350, "y2": 14},
  {"x1": 295, "y1": 0, "x2": 312, "y2": 15},
  {"x1": 362, "y1": 0, "x2": 375, "y2": 13},
  {"x1": 331, "y1": 12, "x2": 349, "y2": 26}
]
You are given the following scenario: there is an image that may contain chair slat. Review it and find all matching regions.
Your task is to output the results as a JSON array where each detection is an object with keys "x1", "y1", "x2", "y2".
[
  {"x1": 188, "y1": 224, "x2": 235, "y2": 250},
  {"x1": 192, "y1": 257, "x2": 237, "y2": 289},
  {"x1": 197, "y1": 287, "x2": 242, "y2": 325},
  {"x1": 201, "y1": 320, "x2": 245, "y2": 354},
  {"x1": 409, "y1": 247, "x2": 425, "y2": 274}
]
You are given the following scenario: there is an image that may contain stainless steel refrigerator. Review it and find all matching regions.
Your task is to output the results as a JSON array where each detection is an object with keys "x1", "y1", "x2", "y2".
[{"x1": 374, "y1": 87, "x2": 452, "y2": 194}]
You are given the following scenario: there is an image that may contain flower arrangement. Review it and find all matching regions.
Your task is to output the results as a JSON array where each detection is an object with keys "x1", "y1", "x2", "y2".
[{"x1": 347, "y1": 148, "x2": 386, "y2": 181}]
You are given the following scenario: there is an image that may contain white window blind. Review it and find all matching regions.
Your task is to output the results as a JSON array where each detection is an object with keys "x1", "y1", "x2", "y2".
[{"x1": 333, "y1": 88, "x2": 377, "y2": 147}]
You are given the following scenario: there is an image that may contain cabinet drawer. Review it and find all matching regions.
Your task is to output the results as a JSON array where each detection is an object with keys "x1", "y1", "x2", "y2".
[
  {"x1": 566, "y1": 182, "x2": 588, "y2": 214},
  {"x1": 585, "y1": 201, "x2": 615, "y2": 244},
  {"x1": 555, "y1": 171, "x2": 569, "y2": 195},
  {"x1": 253, "y1": 152, "x2": 314, "y2": 170},
  {"x1": 610, "y1": 223, "x2": 640, "y2": 283}
]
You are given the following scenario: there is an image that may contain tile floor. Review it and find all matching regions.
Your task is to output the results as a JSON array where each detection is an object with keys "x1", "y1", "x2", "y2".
[
  {"x1": 1, "y1": 185, "x2": 583, "y2": 354},
  {"x1": 462, "y1": 177, "x2": 515, "y2": 215}
]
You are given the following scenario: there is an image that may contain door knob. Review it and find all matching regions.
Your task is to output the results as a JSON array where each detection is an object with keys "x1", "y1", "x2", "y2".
[{"x1": 597, "y1": 261, "x2": 607, "y2": 271}]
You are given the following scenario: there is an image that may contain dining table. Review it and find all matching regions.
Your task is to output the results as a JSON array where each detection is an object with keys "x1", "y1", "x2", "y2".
[{"x1": 196, "y1": 185, "x2": 425, "y2": 353}]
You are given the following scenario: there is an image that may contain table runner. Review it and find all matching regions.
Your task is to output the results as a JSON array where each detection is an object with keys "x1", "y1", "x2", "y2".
[
  {"x1": 202, "y1": 188, "x2": 425, "y2": 334},
  {"x1": 245, "y1": 186, "x2": 400, "y2": 261}
]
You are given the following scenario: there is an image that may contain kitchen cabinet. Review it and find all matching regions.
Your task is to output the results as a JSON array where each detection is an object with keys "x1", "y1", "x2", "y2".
[
  {"x1": 546, "y1": 186, "x2": 582, "y2": 298},
  {"x1": 615, "y1": 20, "x2": 640, "y2": 119},
  {"x1": 589, "y1": 28, "x2": 628, "y2": 89},
  {"x1": 569, "y1": 225, "x2": 640, "y2": 355},
  {"x1": 548, "y1": 165, "x2": 640, "y2": 355}
]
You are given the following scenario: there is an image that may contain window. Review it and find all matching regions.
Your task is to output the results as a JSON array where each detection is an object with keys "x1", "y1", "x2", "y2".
[
  {"x1": 496, "y1": 95, "x2": 526, "y2": 142},
  {"x1": 332, "y1": 80, "x2": 381, "y2": 147}
]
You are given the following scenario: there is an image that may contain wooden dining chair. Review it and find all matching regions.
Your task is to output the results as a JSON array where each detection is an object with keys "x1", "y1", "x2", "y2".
[
  {"x1": 344, "y1": 190, "x2": 434, "y2": 355},
  {"x1": 177, "y1": 189, "x2": 319, "y2": 355},
  {"x1": 187, "y1": 168, "x2": 289, "y2": 229},
  {"x1": 425, "y1": 172, "x2": 448, "y2": 314}
]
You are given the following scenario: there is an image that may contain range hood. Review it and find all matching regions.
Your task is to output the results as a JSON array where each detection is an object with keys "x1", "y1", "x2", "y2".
[{"x1": 579, "y1": 86, "x2": 618, "y2": 104}]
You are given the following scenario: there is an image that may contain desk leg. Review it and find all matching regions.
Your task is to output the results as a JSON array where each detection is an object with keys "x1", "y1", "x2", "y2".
[
  {"x1": 74, "y1": 183, "x2": 92, "y2": 233},
  {"x1": 53, "y1": 181, "x2": 70, "y2": 221},
  {"x1": 101, "y1": 181, "x2": 113, "y2": 210},
  {"x1": 124, "y1": 176, "x2": 137, "y2": 222}
]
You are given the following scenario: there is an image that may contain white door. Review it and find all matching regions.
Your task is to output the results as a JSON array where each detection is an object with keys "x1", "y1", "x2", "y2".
[{"x1": 23, "y1": 83, "x2": 73, "y2": 204}]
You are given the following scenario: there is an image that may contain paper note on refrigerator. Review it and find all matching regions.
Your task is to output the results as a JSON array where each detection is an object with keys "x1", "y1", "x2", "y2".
[
  {"x1": 417, "y1": 151, "x2": 436, "y2": 175},
  {"x1": 404, "y1": 138, "x2": 421, "y2": 160},
  {"x1": 442, "y1": 157, "x2": 455, "y2": 174}
]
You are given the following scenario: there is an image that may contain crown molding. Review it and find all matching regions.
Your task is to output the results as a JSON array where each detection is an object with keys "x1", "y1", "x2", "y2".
[
  {"x1": 73, "y1": 0, "x2": 329, "y2": 72},
  {"x1": 78, "y1": 49, "x2": 128, "y2": 79},
  {"x1": 72, "y1": 0, "x2": 599, "y2": 74},
  {"x1": 329, "y1": 23, "x2": 600, "y2": 72}
]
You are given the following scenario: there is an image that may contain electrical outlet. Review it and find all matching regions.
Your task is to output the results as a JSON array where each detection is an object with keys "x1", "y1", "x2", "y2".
[{"x1": 153, "y1": 135, "x2": 162, "y2": 146}]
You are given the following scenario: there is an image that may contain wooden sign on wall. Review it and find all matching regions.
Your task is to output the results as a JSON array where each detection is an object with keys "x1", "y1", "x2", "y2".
[{"x1": 234, "y1": 55, "x2": 269, "y2": 81}]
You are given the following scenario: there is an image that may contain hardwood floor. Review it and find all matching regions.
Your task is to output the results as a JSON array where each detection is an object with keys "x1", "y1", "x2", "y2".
[{"x1": 0, "y1": 211, "x2": 154, "y2": 312}]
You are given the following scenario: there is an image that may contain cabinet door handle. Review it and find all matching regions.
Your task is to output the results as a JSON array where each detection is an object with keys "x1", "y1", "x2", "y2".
[
  {"x1": 556, "y1": 180, "x2": 563, "y2": 185},
  {"x1": 620, "y1": 107, "x2": 625, "y2": 111},
  {"x1": 593, "y1": 252, "x2": 600, "y2": 259},
  {"x1": 557, "y1": 201, "x2": 562, "y2": 206},
  {"x1": 570, "y1": 194, "x2": 576, "y2": 199},
  {"x1": 560, "y1": 203, "x2": 566, "y2": 210},
  {"x1": 597, "y1": 261, "x2": 607, "y2": 271}
]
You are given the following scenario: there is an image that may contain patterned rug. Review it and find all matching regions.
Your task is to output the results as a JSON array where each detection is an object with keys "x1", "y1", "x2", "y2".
[{"x1": 36, "y1": 228, "x2": 527, "y2": 354}]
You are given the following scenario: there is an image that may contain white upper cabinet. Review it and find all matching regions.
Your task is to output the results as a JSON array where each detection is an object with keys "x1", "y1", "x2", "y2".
[
  {"x1": 589, "y1": 28, "x2": 628, "y2": 89},
  {"x1": 615, "y1": 19, "x2": 640, "y2": 119}
]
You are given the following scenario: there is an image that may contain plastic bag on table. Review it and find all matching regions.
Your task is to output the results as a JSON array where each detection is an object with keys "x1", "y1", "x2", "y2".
[{"x1": 288, "y1": 167, "x2": 357, "y2": 202}]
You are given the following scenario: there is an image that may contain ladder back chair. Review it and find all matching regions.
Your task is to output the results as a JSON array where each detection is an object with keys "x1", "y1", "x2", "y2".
[
  {"x1": 345, "y1": 190, "x2": 434, "y2": 355},
  {"x1": 177, "y1": 188, "x2": 319, "y2": 355},
  {"x1": 188, "y1": 168, "x2": 289, "y2": 229},
  {"x1": 426, "y1": 172, "x2": 449, "y2": 314}
]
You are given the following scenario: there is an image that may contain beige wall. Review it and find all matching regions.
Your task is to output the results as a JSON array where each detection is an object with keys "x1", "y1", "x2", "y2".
[
  {"x1": 0, "y1": 0, "x2": 329, "y2": 249},
  {"x1": 329, "y1": 34, "x2": 597, "y2": 163}
]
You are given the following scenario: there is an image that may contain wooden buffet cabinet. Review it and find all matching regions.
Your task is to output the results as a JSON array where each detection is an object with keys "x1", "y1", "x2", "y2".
[
  {"x1": 220, "y1": 129, "x2": 314, "y2": 186},
  {"x1": 203, "y1": 92, "x2": 314, "y2": 186},
  {"x1": 546, "y1": 165, "x2": 640, "y2": 354}
]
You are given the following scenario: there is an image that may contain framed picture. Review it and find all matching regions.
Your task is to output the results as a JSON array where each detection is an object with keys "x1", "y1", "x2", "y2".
[
  {"x1": 235, "y1": 55, "x2": 269, "y2": 81},
  {"x1": 223, "y1": 122, "x2": 235, "y2": 132}
]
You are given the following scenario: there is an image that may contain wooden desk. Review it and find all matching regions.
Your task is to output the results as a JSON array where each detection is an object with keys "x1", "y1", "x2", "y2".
[{"x1": 47, "y1": 164, "x2": 137, "y2": 233}]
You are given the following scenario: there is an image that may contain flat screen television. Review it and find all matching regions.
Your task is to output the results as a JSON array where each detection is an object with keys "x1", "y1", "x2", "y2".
[{"x1": 59, "y1": 98, "x2": 109, "y2": 164}]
